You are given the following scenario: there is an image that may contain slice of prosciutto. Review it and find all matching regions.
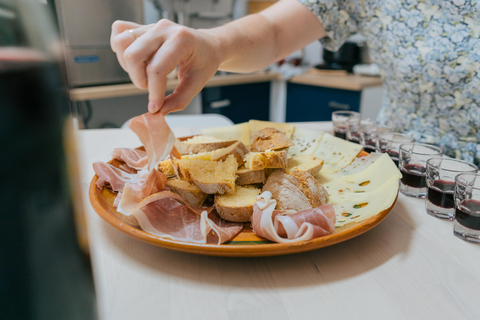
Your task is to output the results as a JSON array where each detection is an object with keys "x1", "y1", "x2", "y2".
[
  {"x1": 128, "y1": 112, "x2": 176, "y2": 171},
  {"x1": 92, "y1": 162, "x2": 136, "y2": 192},
  {"x1": 251, "y1": 191, "x2": 336, "y2": 243},
  {"x1": 116, "y1": 169, "x2": 168, "y2": 216},
  {"x1": 133, "y1": 191, "x2": 243, "y2": 244},
  {"x1": 112, "y1": 148, "x2": 148, "y2": 171}
]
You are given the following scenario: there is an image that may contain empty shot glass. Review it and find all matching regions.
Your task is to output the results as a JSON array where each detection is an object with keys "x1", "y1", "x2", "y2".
[
  {"x1": 360, "y1": 125, "x2": 392, "y2": 153},
  {"x1": 375, "y1": 132, "x2": 415, "y2": 167},
  {"x1": 332, "y1": 110, "x2": 360, "y2": 140},
  {"x1": 454, "y1": 173, "x2": 480, "y2": 244},
  {"x1": 399, "y1": 143, "x2": 443, "y2": 198},
  {"x1": 426, "y1": 158, "x2": 478, "y2": 220}
]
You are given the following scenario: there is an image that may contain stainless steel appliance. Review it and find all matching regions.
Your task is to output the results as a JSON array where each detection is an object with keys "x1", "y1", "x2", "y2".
[{"x1": 53, "y1": 0, "x2": 144, "y2": 87}]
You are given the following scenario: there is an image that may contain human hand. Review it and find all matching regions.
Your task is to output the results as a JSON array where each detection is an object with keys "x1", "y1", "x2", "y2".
[{"x1": 110, "y1": 20, "x2": 222, "y2": 114}]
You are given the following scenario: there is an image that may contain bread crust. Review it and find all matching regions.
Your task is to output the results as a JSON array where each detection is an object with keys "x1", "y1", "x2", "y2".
[
  {"x1": 244, "y1": 150, "x2": 288, "y2": 170},
  {"x1": 211, "y1": 141, "x2": 248, "y2": 166},
  {"x1": 235, "y1": 167, "x2": 266, "y2": 185},
  {"x1": 175, "y1": 137, "x2": 236, "y2": 155},
  {"x1": 165, "y1": 178, "x2": 207, "y2": 207},
  {"x1": 214, "y1": 186, "x2": 261, "y2": 222},
  {"x1": 251, "y1": 127, "x2": 294, "y2": 152},
  {"x1": 289, "y1": 170, "x2": 329, "y2": 207},
  {"x1": 262, "y1": 170, "x2": 312, "y2": 212}
]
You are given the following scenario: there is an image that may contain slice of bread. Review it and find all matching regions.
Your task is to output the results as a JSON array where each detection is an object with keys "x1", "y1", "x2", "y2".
[
  {"x1": 244, "y1": 149, "x2": 288, "y2": 170},
  {"x1": 235, "y1": 166, "x2": 266, "y2": 185},
  {"x1": 215, "y1": 185, "x2": 261, "y2": 222},
  {"x1": 172, "y1": 155, "x2": 238, "y2": 194},
  {"x1": 165, "y1": 178, "x2": 207, "y2": 207},
  {"x1": 251, "y1": 127, "x2": 294, "y2": 152},
  {"x1": 211, "y1": 141, "x2": 248, "y2": 166},
  {"x1": 289, "y1": 170, "x2": 329, "y2": 207},
  {"x1": 157, "y1": 152, "x2": 213, "y2": 176},
  {"x1": 175, "y1": 135, "x2": 237, "y2": 155},
  {"x1": 262, "y1": 170, "x2": 312, "y2": 212},
  {"x1": 285, "y1": 155, "x2": 324, "y2": 176}
]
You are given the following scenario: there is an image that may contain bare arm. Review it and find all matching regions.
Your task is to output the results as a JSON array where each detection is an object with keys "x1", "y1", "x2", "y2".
[
  {"x1": 210, "y1": 0, "x2": 326, "y2": 72},
  {"x1": 110, "y1": 0, "x2": 325, "y2": 114}
]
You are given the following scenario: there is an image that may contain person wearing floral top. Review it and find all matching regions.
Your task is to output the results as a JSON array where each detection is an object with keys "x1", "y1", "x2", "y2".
[
  {"x1": 110, "y1": 0, "x2": 479, "y2": 164},
  {"x1": 300, "y1": 0, "x2": 480, "y2": 164}
]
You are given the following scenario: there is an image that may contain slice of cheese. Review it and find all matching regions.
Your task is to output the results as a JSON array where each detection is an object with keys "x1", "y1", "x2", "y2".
[
  {"x1": 248, "y1": 120, "x2": 295, "y2": 139},
  {"x1": 332, "y1": 176, "x2": 399, "y2": 228},
  {"x1": 288, "y1": 127, "x2": 324, "y2": 156},
  {"x1": 313, "y1": 133, "x2": 363, "y2": 174},
  {"x1": 314, "y1": 152, "x2": 401, "y2": 228},
  {"x1": 202, "y1": 122, "x2": 250, "y2": 146}
]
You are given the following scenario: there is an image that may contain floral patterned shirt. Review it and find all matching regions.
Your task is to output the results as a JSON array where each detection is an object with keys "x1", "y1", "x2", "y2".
[{"x1": 299, "y1": 0, "x2": 480, "y2": 164}]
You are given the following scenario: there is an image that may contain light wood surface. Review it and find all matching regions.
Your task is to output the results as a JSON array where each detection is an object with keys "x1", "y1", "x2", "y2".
[
  {"x1": 69, "y1": 72, "x2": 282, "y2": 101},
  {"x1": 289, "y1": 72, "x2": 383, "y2": 91},
  {"x1": 77, "y1": 122, "x2": 480, "y2": 320}
]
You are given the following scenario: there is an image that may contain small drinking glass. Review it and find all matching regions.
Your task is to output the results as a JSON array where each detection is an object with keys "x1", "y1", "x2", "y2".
[
  {"x1": 332, "y1": 110, "x2": 360, "y2": 140},
  {"x1": 360, "y1": 125, "x2": 392, "y2": 153},
  {"x1": 454, "y1": 173, "x2": 480, "y2": 244},
  {"x1": 375, "y1": 132, "x2": 415, "y2": 167},
  {"x1": 399, "y1": 143, "x2": 443, "y2": 198},
  {"x1": 426, "y1": 158, "x2": 478, "y2": 220},
  {"x1": 346, "y1": 118, "x2": 375, "y2": 145}
]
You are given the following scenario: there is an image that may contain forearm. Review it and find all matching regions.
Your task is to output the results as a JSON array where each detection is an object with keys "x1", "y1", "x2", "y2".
[{"x1": 203, "y1": 0, "x2": 326, "y2": 73}]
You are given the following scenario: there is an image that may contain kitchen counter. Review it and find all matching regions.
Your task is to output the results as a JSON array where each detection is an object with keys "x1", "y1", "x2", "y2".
[
  {"x1": 69, "y1": 71, "x2": 282, "y2": 101},
  {"x1": 77, "y1": 121, "x2": 480, "y2": 320},
  {"x1": 69, "y1": 70, "x2": 382, "y2": 101}
]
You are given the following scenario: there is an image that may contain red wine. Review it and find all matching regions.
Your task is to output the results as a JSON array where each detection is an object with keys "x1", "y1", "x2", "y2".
[
  {"x1": 334, "y1": 130, "x2": 346, "y2": 140},
  {"x1": 364, "y1": 146, "x2": 376, "y2": 153},
  {"x1": 347, "y1": 133, "x2": 360, "y2": 144},
  {"x1": 401, "y1": 164, "x2": 427, "y2": 188},
  {"x1": 0, "y1": 57, "x2": 97, "y2": 319},
  {"x1": 427, "y1": 180, "x2": 455, "y2": 208},
  {"x1": 385, "y1": 150, "x2": 399, "y2": 167},
  {"x1": 456, "y1": 200, "x2": 480, "y2": 230}
]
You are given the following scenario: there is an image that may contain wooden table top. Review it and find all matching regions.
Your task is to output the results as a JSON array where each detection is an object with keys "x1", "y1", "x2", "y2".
[{"x1": 77, "y1": 121, "x2": 480, "y2": 320}]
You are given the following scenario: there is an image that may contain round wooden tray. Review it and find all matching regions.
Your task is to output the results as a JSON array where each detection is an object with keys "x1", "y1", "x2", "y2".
[{"x1": 89, "y1": 152, "x2": 398, "y2": 257}]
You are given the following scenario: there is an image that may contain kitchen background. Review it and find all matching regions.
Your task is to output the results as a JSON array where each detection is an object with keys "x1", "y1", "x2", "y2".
[{"x1": 49, "y1": 0, "x2": 384, "y2": 128}]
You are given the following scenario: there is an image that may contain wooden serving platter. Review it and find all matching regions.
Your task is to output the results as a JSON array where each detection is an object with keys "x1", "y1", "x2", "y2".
[{"x1": 89, "y1": 151, "x2": 398, "y2": 257}]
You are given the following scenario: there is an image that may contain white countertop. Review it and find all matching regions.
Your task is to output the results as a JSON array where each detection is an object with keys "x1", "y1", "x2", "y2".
[{"x1": 76, "y1": 122, "x2": 480, "y2": 320}]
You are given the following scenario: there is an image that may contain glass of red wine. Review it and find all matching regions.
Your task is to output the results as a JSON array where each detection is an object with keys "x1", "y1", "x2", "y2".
[
  {"x1": 454, "y1": 173, "x2": 480, "y2": 243},
  {"x1": 398, "y1": 143, "x2": 443, "y2": 198},
  {"x1": 375, "y1": 132, "x2": 416, "y2": 167},
  {"x1": 360, "y1": 125, "x2": 392, "y2": 153},
  {"x1": 332, "y1": 110, "x2": 360, "y2": 140},
  {"x1": 426, "y1": 158, "x2": 478, "y2": 220},
  {"x1": 346, "y1": 117, "x2": 375, "y2": 145}
]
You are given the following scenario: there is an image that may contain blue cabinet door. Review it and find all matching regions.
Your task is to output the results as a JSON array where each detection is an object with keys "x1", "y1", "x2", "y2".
[
  {"x1": 202, "y1": 82, "x2": 270, "y2": 124},
  {"x1": 286, "y1": 83, "x2": 361, "y2": 122}
]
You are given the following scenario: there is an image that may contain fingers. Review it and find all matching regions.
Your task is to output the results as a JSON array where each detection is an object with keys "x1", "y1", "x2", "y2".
[{"x1": 145, "y1": 38, "x2": 194, "y2": 112}]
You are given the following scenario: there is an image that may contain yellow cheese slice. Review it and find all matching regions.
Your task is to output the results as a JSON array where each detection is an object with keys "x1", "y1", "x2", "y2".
[
  {"x1": 287, "y1": 127, "x2": 324, "y2": 157},
  {"x1": 248, "y1": 120, "x2": 295, "y2": 139},
  {"x1": 315, "y1": 152, "x2": 401, "y2": 227},
  {"x1": 332, "y1": 176, "x2": 399, "y2": 228},
  {"x1": 202, "y1": 122, "x2": 250, "y2": 146},
  {"x1": 313, "y1": 133, "x2": 363, "y2": 174}
]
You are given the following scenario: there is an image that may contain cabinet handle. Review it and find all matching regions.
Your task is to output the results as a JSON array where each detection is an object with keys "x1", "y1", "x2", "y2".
[
  {"x1": 210, "y1": 99, "x2": 231, "y2": 109},
  {"x1": 328, "y1": 101, "x2": 351, "y2": 110}
]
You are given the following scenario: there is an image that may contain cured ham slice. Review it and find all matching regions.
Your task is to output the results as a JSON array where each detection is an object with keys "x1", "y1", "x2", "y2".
[
  {"x1": 117, "y1": 169, "x2": 168, "y2": 216},
  {"x1": 112, "y1": 148, "x2": 148, "y2": 171},
  {"x1": 92, "y1": 162, "x2": 136, "y2": 192},
  {"x1": 251, "y1": 191, "x2": 336, "y2": 243},
  {"x1": 133, "y1": 191, "x2": 242, "y2": 244},
  {"x1": 128, "y1": 113, "x2": 176, "y2": 171}
]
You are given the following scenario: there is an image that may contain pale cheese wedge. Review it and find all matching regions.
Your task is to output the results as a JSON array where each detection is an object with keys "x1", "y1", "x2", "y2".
[
  {"x1": 202, "y1": 122, "x2": 250, "y2": 146},
  {"x1": 312, "y1": 133, "x2": 363, "y2": 174},
  {"x1": 248, "y1": 120, "x2": 295, "y2": 139},
  {"x1": 332, "y1": 175, "x2": 399, "y2": 228},
  {"x1": 288, "y1": 127, "x2": 324, "y2": 156}
]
